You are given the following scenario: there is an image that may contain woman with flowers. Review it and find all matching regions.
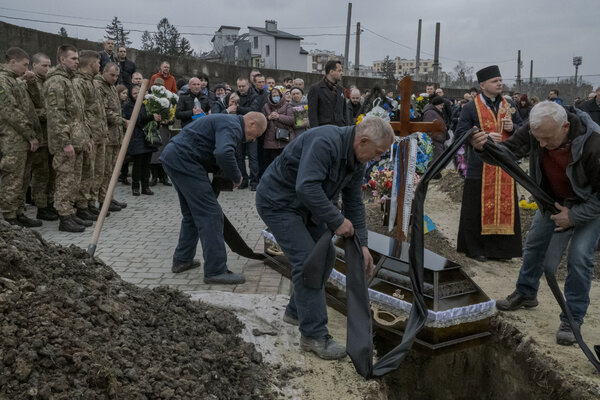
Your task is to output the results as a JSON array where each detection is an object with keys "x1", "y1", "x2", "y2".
[
  {"x1": 122, "y1": 85, "x2": 160, "y2": 196},
  {"x1": 290, "y1": 87, "x2": 308, "y2": 136},
  {"x1": 262, "y1": 87, "x2": 295, "y2": 168}
]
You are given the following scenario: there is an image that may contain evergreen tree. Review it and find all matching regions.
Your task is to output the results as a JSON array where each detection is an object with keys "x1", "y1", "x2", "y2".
[
  {"x1": 59, "y1": 27, "x2": 68, "y2": 37},
  {"x1": 381, "y1": 55, "x2": 396, "y2": 80},
  {"x1": 105, "y1": 16, "x2": 131, "y2": 47},
  {"x1": 179, "y1": 38, "x2": 193, "y2": 56},
  {"x1": 141, "y1": 30, "x2": 155, "y2": 51}
]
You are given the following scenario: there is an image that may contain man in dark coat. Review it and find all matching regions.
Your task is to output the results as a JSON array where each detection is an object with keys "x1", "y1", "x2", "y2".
[
  {"x1": 256, "y1": 116, "x2": 394, "y2": 360},
  {"x1": 160, "y1": 112, "x2": 267, "y2": 282},
  {"x1": 422, "y1": 96, "x2": 448, "y2": 162},
  {"x1": 471, "y1": 102, "x2": 600, "y2": 345},
  {"x1": 455, "y1": 65, "x2": 523, "y2": 262},
  {"x1": 578, "y1": 86, "x2": 600, "y2": 125},
  {"x1": 175, "y1": 77, "x2": 211, "y2": 127},
  {"x1": 308, "y1": 60, "x2": 347, "y2": 127},
  {"x1": 116, "y1": 47, "x2": 136, "y2": 89},
  {"x1": 99, "y1": 38, "x2": 116, "y2": 73},
  {"x1": 235, "y1": 77, "x2": 259, "y2": 189}
]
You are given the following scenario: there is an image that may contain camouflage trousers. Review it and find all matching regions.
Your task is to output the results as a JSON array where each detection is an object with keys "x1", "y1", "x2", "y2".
[
  {"x1": 23, "y1": 146, "x2": 56, "y2": 209},
  {"x1": 0, "y1": 150, "x2": 31, "y2": 219},
  {"x1": 89, "y1": 143, "x2": 106, "y2": 208},
  {"x1": 75, "y1": 148, "x2": 95, "y2": 210},
  {"x1": 53, "y1": 150, "x2": 83, "y2": 217},
  {"x1": 99, "y1": 145, "x2": 119, "y2": 204}
]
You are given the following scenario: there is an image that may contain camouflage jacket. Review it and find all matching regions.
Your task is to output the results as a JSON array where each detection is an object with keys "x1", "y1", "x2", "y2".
[
  {"x1": 44, "y1": 65, "x2": 91, "y2": 154},
  {"x1": 26, "y1": 73, "x2": 49, "y2": 146},
  {"x1": 0, "y1": 64, "x2": 42, "y2": 153},
  {"x1": 73, "y1": 71, "x2": 108, "y2": 144},
  {"x1": 95, "y1": 75, "x2": 125, "y2": 145}
]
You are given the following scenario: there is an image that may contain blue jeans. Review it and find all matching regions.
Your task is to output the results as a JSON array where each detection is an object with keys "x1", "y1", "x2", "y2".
[
  {"x1": 236, "y1": 141, "x2": 258, "y2": 185},
  {"x1": 256, "y1": 193, "x2": 330, "y2": 339},
  {"x1": 161, "y1": 158, "x2": 228, "y2": 277},
  {"x1": 516, "y1": 210, "x2": 600, "y2": 324}
]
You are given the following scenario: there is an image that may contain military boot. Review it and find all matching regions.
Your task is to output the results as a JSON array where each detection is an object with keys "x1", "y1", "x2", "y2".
[
  {"x1": 37, "y1": 207, "x2": 59, "y2": 221},
  {"x1": 59, "y1": 215, "x2": 85, "y2": 232},
  {"x1": 76, "y1": 208, "x2": 98, "y2": 221},
  {"x1": 112, "y1": 199, "x2": 127, "y2": 209},
  {"x1": 101, "y1": 201, "x2": 121, "y2": 212},
  {"x1": 16, "y1": 214, "x2": 43, "y2": 228},
  {"x1": 72, "y1": 215, "x2": 93, "y2": 227}
]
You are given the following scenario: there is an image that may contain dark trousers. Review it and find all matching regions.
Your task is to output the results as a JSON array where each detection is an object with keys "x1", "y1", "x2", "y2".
[
  {"x1": 131, "y1": 152, "x2": 152, "y2": 188},
  {"x1": 161, "y1": 147, "x2": 228, "y2": 277},
  {"x1": 256, "y1": 192, "x2": 330, "y2": 339}
]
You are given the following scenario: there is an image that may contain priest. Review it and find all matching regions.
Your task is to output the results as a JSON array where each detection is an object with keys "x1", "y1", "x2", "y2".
[{"x1": 455, "y1": 65, "x2": 523, "y2": 262}]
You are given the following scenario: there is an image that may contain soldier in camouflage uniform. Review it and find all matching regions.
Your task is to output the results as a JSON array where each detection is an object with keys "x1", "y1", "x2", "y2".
[
  {"x1": 25, "y1": 52, "x2": 58, "y2": 221},
  {"x1": 43, "y1": 45, "x2": 93, "y2": 232},
  {"x1": 0, "y1": 47, "x2": 43, "y2": 228},
  {"x1": 73, "y1": 50, "x2": 108, "y2": 222},
  {"x1": 96, "y1": 62, "x2": 127, "y2": 212}
]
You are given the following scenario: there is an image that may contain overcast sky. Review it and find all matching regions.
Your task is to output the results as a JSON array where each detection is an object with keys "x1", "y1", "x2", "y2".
[{"x1": 2, "y1": 0, "x2": 599, "y2": 87}]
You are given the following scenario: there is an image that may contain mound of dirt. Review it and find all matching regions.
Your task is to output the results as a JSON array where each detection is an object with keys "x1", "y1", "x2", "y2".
[{"x1": 0, "y1": 222, "x2": 273, "y2": 399}]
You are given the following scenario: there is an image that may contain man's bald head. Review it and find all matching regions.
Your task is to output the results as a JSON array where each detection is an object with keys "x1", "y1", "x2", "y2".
[
  {"x1": 243, "y1": 112, "x2": 267, "y2": 142},
  {"x1": 350, "y1": 88, "x2": 361, "y2": 104},
  {"x1": 189, "y1": 77, "x2": 201, "y2": 94}
]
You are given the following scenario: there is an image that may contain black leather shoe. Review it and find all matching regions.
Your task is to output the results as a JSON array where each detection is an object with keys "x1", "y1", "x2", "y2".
[
  {"x1": 132, "y1": 188, "x2": 140, "y2": 196},
  {"x1": 112, "y1": 199, "x2": 127, "y2": 209},
  {"x1": 496, "y1": 291, "x2": 538, "y2": 311},
  {"x1": 149, "y1": 177, "x2": 158, "y2": 187},
  {"x1": 87, "y1": 205, "x2": 100, "y2": 216},
  {"x1": 238, "y1": 180, "x2": 249, "y2": 189},
  {"x1": 16, "y1": 214, "x2": 42, "y2": 228},
  {"x1": 5, "y1": 218, "x2": 24, "y2": 227},
  {"x1": 141, "y1": 188, "x2": 154, "y2": 195},
  {"x1": 72, "y1": 215, "x2": 93, "y2": 227},
  {"x1": 101, "y1": 202, "x2": 121, "y2": 212},
  {"x1": 37, "y1": 207, "x2": 59, "y2": 221},
  {"x1": 48, "y1": 204, "x2": 59, "y2": 216},
  {"x1": 76, "y1": 208, "x2": 98, "y2": 221},
  {"x1": 250, "y1": 183, "x2": 257, "y2": 192},
  {"x1": 171, "y1": 259, "x2": 201, "y2": 273},
  {"x1": 58, "y1": 215, "x2": 85, "y2": 232}
]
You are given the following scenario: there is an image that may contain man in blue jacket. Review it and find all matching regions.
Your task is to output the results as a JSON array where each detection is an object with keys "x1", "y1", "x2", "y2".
[
  {"x1": 256, "y1": 117, "x2": 395, "y2": 359},
  {"x1": 160, "y1": 112, "x2": 267, "y2": 283},
  {"x1": 471, "y1": 101, "x2": 600, "y2": 345}
]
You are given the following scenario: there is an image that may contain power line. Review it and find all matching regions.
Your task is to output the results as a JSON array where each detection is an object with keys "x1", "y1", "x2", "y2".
[{"x1": 361, "y1": 25, "x2": 516, "y2": 65}]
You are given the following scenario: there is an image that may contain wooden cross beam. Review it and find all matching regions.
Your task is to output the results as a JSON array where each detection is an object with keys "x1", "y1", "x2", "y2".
[{"x1": 390, "y1": 76, "x2": 445, "y2": 243}]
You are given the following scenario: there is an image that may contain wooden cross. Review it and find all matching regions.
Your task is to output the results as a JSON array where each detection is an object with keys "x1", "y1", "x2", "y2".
[{"x1": 390, "y1": 76, "x2": 445, "y2": 243}]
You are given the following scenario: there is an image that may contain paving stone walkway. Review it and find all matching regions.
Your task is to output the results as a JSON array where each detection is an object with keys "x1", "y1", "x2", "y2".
[{"x1": 27, "y1": 183, "x2": 291, "y2": 296}]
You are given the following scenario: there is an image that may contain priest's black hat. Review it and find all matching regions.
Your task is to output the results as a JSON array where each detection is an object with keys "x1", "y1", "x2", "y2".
[{"x1": 476, "y1": 65, "x2": 501, "y2": 83}]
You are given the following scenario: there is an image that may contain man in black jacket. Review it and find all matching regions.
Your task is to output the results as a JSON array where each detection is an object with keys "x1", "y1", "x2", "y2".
[
  {"x1": 235, "y1": 78, "x2": 259, "y2": 189},
  {"x1": 308, "y1": 60, "x2": 347, "y2": 127},
  {"x1": 175, "y1": 77, "x2": 211, "y2": 127},
  {"x1": 116, "y1": 47, "x2": 136, "y2": 89},
  {"x1": 578, "y1": 86, "x2": 600, "y2": 125},
  {"x1": 99, "y1": 38, "x2": 116, "y2": 73}
]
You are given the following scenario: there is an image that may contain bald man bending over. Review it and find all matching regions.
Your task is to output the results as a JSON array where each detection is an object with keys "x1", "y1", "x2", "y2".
[{"x1": 160, "y1": 112, "x2": 267, "y2": 282}]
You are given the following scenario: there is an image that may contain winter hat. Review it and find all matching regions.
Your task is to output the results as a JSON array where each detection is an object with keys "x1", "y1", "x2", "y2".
[{"x1": 476, "y1": 65, "x2": 501, "y2": 83}]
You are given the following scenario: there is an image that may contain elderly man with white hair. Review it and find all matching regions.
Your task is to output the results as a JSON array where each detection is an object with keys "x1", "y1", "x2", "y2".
[
  {"x1": 256, "y1": 117, "x2": 394, "y2": 360},
  {"x1": 471, "y1": 101, "x2": 600, "y2": 345}
]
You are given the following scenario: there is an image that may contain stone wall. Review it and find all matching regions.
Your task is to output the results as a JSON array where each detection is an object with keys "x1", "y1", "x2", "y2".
[{"x1": 1, "y1": 21, "x2": 469, "y2": 98}]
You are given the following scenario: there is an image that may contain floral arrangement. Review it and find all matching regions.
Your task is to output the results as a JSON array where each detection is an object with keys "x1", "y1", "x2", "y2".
[
  {"x1": 519, "y1": 199, "x2": 538, "y2": 210},
  {"x1": 415, "y1": 132, "x2": 433, "y2": 174},
  {"x1": 143, "y1": 85, "x2": 178, "y2": 143},
  {"x1": 411, "y1": 93, "x2": 429, "y2": 119},
  {"x1": 365, "y1": 167, "x2": 394, "y2": 201},
  {"x1": 292, "y1": 105, "x2": 308, "y2": 127}
]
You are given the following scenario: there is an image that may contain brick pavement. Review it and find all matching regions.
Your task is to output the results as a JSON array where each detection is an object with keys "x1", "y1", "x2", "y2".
[{"x1": 26, "y1": 183, "x2": 291, "y2": 296}]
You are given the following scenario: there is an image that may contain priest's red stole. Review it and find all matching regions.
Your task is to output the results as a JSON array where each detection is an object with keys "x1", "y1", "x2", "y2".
[{"x1": 474, "y1": 95, "x2": 515, "y2": 235}]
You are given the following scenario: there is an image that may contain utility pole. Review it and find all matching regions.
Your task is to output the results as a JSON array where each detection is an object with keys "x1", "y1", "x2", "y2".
[
  {"x1": 516, "y1": 50, "x2": 522, "y2": 92},
  {"x1": 354, "y1": 22, "x2": 361, "y2": 76},
  {"x1": 432, "y1": 22, "x2": 440, "y2": 83},
  {"x1": 344, "y1": 3, "x2": 352, "y2": 73},
  {"x1": 415, "y1": 19, "x2": 422, "y2": 81},
  {"x1": 530, "y1": 60, "x2": 533, "y2": 84}
]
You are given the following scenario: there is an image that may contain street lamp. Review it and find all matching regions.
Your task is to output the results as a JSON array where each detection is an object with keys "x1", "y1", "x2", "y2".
[{"x1": 573, "y1": 56, "x2": 582, "y2": 86}]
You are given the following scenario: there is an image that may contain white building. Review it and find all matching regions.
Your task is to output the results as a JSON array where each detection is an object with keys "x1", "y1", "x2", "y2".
[
  {"x1": 247, "y1": 20, "x2": 308, "y2": 72},
  {"x1": 373, "y1": 57, "x2": 441, "y2": 78},
  {"x1": 309, "y1": 49, "x2": 345, "y2": 74},
  {"x1": 211, "y1": 25, "x2": 241, "y2": 56}
]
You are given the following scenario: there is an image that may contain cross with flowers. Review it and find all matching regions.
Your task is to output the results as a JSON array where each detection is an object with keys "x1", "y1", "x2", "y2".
[{"x1": 390, "y1": 76, "x2": 446, "y2": 243}]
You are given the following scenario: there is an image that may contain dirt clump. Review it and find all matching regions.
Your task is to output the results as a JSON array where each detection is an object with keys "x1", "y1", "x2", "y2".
[{"x1": 0, "y1": 222, "x2": 274, "y2": 399}]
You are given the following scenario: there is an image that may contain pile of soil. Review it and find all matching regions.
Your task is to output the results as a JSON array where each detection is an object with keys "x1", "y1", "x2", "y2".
[{"x1": 0, "y1": 223, "x2": 273, "y2": 399}]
